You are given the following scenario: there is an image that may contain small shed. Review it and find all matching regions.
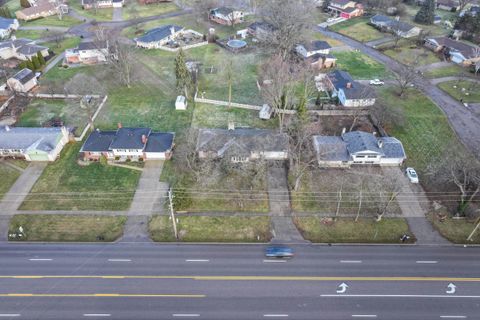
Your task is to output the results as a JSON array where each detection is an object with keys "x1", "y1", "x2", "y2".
[
  {"x1": 175, "y1": 95, "x2": 187, "y2": 110},
  {"x1": 236, "y1": 29, "x2": 248, "y2": 39},
  {"x1": 259, "y1": 104, "x2": 272, "y2": 120}
]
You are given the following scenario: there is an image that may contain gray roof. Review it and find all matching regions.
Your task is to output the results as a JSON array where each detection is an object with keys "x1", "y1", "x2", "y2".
[
  {"x1": 11, "y1": 68, "x2": 35, "y2": 84},
  {"x1": 211, "y1": 7, "x2": 235, "y2": 16},
  {"x1": 327, "y1": 70, "x2": 354, "y2": 89},
  {"x1": 302, "y1": 40, "x2": 331, "y2": 52},
  {"x1": 145, "y1": 132, "x2": 175, "y2": 153},
  {"x1": 427, "y1": 36, "x2": 479, "y2": 58},
  {"x1": 313, "y1": 136, "x2": 349, "y2": 161},
  {"x1": 196, "y1": 128, "x2": 288, "y2": 156},
  {"x1": 0, "y1": 126, "x2": 64, "y2": 152},
  {"x1": 110, "y1": 127, "x2": 151, "y2": 150},
  {"x1": 135, "y1": 25, "x2": 183, "y2": 43},
  {"x1": 309, "y1": 52, "x2": 337, "y2": 62},
  {"x1": 248, "y1": 21, "x2": 275, "y2": 32},
  {"x1": 370, "y1": 14, "x2": 416, "y2": 33},
  {"x1": 370, "y1": 14, "x2": 392, "y2": 24},
  {"x1": 0, "y1": 38, "x2": 47, "y2": 56},
  {"x1": 380, "y1": 137, "x2": 406, "y2": 159},
  {"x1": 78, "y1": 41, "x2": 107, "y2": 50},
  {"x1": 341, "y1": 83, "x2": 376, "y2": 99},
  {"x1": 80, "y1": 130, "x2": 116, "y2": 152},
  {"x1": 0, "y1": 17, "x2": 16, "y2": 30},
  {"x1": 343, "y1": 131, "x2": 383, "y2": 155}
]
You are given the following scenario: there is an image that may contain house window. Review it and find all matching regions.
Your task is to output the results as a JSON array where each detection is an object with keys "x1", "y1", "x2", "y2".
[
  {"x1": 231, "y1": 156, "x2": 249, "y2": 163},
  {"x1": 356, "y1": 155, "x2": 365, "y2": 158},
  {"x1": 367, "y1": 155, "x2": 377, "y2": 158}
]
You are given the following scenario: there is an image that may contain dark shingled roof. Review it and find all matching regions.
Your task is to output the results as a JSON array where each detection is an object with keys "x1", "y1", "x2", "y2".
[
  {"x1": 327, "y1": 70, "x2": 354, "y2": 89},
  {"x1": 78, "y1": 41, "x2": 107, "y2": 50},
  {"x1": 0, "y1": 17, "x2": 16, "y2": 30},
  {"x1": 427, "y1": 36, "x2": 479, "y2": 58},
  {"x1": 80, "y1": 130, "x2": 116, "y2": 152},
  {"x1": 211, "y1": 7, "x2": 235, "y2": 16},
  {"x1": 145, "y1": 132, "x2": 175, "y2": 153},
  {"x1": 135, "y1": 25, "x2": 183, "y2": 43},
  {"x1": 313, "y1": 136, "x2": 349, "y2": 161},
  {"x1": 341, "y1": 83, "x2": 376, "y2": 99},
  {"x1": 110, "y1": 128, "x2": 151, "y2": 150},
  {"x1": 11, "y1": 68, "x2": 35, "y2": 85},
  {"x1": 343, "y1": 131, "x2": 383, "y2": 155},
  {"x1": 370, "y1": 14, "x2": 416, "y2": 33},
  {"x1": 302, "y1": 40, "x2": 331, "y2": 52},
  {"x1": 331, "y1": 0, "x2": 353, "y2": 6}
]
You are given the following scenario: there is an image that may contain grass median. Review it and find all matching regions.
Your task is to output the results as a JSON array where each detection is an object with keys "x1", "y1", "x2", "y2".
[
  {"x1": 149, "y1": 216, "x2": 272, "y2": 242},
  {"x1": 428, "y1": 214, "x2": 480, "y2": 244},
  {"x1": 9, "y1": 215, "x2": 127, "y2": 242}
]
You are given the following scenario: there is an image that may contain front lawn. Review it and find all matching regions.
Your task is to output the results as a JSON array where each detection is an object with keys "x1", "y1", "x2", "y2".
[
  {"x1": 423, "y1": 65, "x2": 465, "y2": 78},
  {"x1": 334, "y1": 51, "x2": 388, "y2": 79},
  {"x1": 149, "y1": 215, "x2": 272, "y2": 242},
  {"x1": 20, "y1": 143, "x2": 141, "y2": 211},
  {"x1": 23, "y1": 15, "x2": 82, "y2": 27},
  {"x1": 330, "y1": 17, "x2": 385, "y2": 42},
  {"x1": 14, "y1": 29, "x2": 51, "y2": 40},
  {"x1": 429, "y1": 214, "x2": 480, "y2": 244},
  {"x1": 383, "y1": 45, "x2": 440, "y2": 66},
  {"x1": 43, "y1": 36, "x2": 82, "y2": 55},
  {"x1": 438, "y1": 80, "x2": 480, "y2": 103},
  {"x1": 122, "y1": 0, "x2": 179, "y2": 20},
  {"x1": 69, "y1": 1, "x2": 113, "y2": 21},
  {"x1": 0, "y1": 164, "x2": 21, "y2": 200},
  {"x1": 294, "y1": 217, "x2": 414, "y2": 243},
  {"x1": 9, "y1": 215, "x2": 127, "y2": 242}
]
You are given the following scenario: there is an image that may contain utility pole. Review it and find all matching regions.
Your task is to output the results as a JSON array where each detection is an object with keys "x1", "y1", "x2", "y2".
[{"x1": 168, "y1": 187, "x2": 178, "y2": 240}]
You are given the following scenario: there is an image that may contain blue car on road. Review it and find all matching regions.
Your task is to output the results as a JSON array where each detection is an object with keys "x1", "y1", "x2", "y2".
[{"x1": 265, "y1": 246, "x2": 294, "y2": 258}]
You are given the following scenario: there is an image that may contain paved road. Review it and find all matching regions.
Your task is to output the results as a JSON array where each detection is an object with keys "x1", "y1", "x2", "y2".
[
  {"x1": 319, "y1": 28, "x2": 480, "y2": 159},
  {"x1": 0, "y1": 244, "x2": 479, "y2": 319}
]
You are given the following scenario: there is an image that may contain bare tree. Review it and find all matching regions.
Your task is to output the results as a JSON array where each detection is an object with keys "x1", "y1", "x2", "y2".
[
  {"x1": 107, "y1": 40, "x2": 136, "y2": 88},
  {"x1": 258, "y1": 0, "x2": 315, "y2": 60},
  {"x1": 48, "y1": 30, "x2": 65, "y2": 49},
  {"x1": 221, "y1": 57, "x2": 235, "y2": 108},
  {"x1": 368, "y1": 175, "x2": 401, "y2": 222},
  {"x1": 370, "y1": 99, "x2": 405, "y2": 130},
  {"x1": 354, "y1": 180, "x2": 366, "y2": 222},
  {"x1": 458, "y1": 0, "x2": 473, "y2": 12},
  {"x1": 191, "y1": 0, "x2": 217, "y2": 26},
  {"x1": 393, "y1": 64, "x2": 418, "y2": 97}
]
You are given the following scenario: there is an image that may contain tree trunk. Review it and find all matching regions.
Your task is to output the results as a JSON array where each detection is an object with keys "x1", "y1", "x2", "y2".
[
  {"x1": 355, "y1": 189, "x2": 362, "y2": 222},
  {"x1": 467, "y1": 218, "x2": 480, "y2": 242}
]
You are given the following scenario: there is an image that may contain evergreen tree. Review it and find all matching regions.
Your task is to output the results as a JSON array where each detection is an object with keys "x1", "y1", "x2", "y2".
[
  {"x1": 414, "y1": 0, "x2": 435, "y2": 25},
  {"x1": 26, "y1": 59, "x2": 34, "y2": 70},
  {"x1": 0, "y1": 6, "x2": 13, "y2": 18},
  {"x1": 18, "y1": 61, "x2": 27, "y2": 69},
  {"x1": 20, "y1": 0, "x2": 30, "y2": 8},
  {"x1": 174, "y1": 48, "x2": 192, "y2": 98},
  {"x1": 37, "y1": 51, "x2": 46, "y2": 66},
  {"x1": 31, "y1": 56, "x2": 40, "y2": 70}
]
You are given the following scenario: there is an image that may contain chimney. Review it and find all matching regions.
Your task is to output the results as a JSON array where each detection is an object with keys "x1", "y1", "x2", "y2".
[
  {"x1": 5, "y1": 125, "x2": 10, "y2": 132},
  {"x1": 170, "y1": 26, "x2": 175, "y2": 36},
  {"x1": 117, "y1": 122, "x2": 122, "y2": 129},
  {"x1": 378, "y1": 139, "x2": 384, "y2": 149},
  {"x1": 142, "y1": 134, "x2": 148, "y2": 145},
  {"x1": 228, "y1": 121, "x2": 235, "y2": 131},
  {"x1": 341, "y1": 127, "x2": 346, "y2": 136},
  {"x1": 346, "y1": 82, "x2": 352, "y2": 89}
]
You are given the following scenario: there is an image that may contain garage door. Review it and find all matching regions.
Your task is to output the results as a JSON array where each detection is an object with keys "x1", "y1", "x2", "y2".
[{"x1": 28, "y1": 153, "x2": 49, "y2": 161}]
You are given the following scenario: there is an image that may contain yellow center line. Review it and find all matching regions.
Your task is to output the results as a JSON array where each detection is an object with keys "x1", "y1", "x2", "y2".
[
  {"x1": 1, "y1": 276, "x2": 480, "y2": 282},
  {"x1": 0, "y1": 294, "x2": 205, "y2": 298}
]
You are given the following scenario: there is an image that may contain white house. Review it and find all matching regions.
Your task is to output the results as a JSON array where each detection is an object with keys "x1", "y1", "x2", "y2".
[
  {"x1": 296, "y1": 40, "x2": 332, "y2": 58},
  {"x1": 7, "y1": 68, "x2": 38, "y2": 93},
  {"x1": 313, "y1": 131, "x2": 406, "y2": 167},
  {"x1": 0, "y1": 126, "x2": 69, "y2": 162},
  {"x1": 370, "y1": 14, "x2": 422, "y2": 38},
  {"x1": 65, "y1": 41, "x2": 108, "y2": 64},
  {"x1": 209, "y1": 7, "x2": 244, "y2": 26},
  {"x1": 175, "y1": 95, "x2": 187, "y2": 110},
  {"x1": 82, "y1": 0, "x2": 123, "y2": 9},
  {"x1": 0, "y1": 38, "x2": 49, "y2": 61},
  {"x1": 134, "y1": 25, "x2": 184, "y2": 49},
  {"x1": 0, "y1": 17, "x2": 19, "y2": 39}
]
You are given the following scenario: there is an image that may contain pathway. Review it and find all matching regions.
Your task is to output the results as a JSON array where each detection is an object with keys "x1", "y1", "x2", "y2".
[
  {"x1": 319, "y1": 27, "x2": 480, "y2": 160},
  {"x1": 381, "y1": 167, "x2": 450, "y2": 245},
  {"x1": 19, "y1": 26, "x2": 69, "y2": 32},
  {"x1": 112, "y1": 7, "x2": 123, "y2": 22},
  {"x1": 267, "y1": 164, "x2": 307, "y2": 243},
  {"x1": 43, "y1": 52, "x2": 65, "y2": 74},
  {"x1": 365, "y1": 36, "x2": 394, "y2": 48},
  {"x1": 430, "y1": 76, "x2": 480, "y2": 85}
]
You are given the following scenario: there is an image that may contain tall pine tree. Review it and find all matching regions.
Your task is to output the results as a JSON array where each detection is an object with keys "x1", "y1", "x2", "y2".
[
  {"x1": 31, "y1": 56, "x2": 40, "y2": 70},
  {"x1": 174, "y1": 48, "x2": 192, "y2": 99},
  {"x1": 37, "y1": 51, "x2": 46, "y2": 66},
  {"x1": 26, "y1": 59, "x2": 34, "y2": 70},
  {"x1": 415, "y1": 0, "x2": 435, "y2": 25}
]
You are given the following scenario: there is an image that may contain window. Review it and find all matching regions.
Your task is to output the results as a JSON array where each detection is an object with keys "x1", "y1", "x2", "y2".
[
  {"x1": 356, "y1": 155, "x2": 365, "y2": 158},
  {"x1": 367, "y1": 155, "x2": 377, "y2": 158},
  {"x1": 231, "y1": 156, "x2": 249, "y2": 163}
]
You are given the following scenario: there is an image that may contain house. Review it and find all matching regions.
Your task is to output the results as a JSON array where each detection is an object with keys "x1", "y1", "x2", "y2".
[
  {"x1": 305, "y1": 53, "x2": 337, "y2": 69},
  {"x1": 370, "y1": 14, "x2": 422, "y2": 38},
  {"x1": 80, "y1": 127, "x2": 175, "y2": 161},
  {"x1": 425, "y1": 36, "x2": 480, "y2": 66},
  {"x1": 196, "y1": 128, "x2": 289, "y2": 162},
  {"x1": 138, "y1": 0, "x2": 173, "y2": 4},
  {"x1": 0, "y1": 17, "x2": 19, "y2": 39},
  {"x1": 16, "y1": 0, "x2": 68, "y2": 21},
  {"x1": 327, "y1": 0, "x2": 364, "y2": 19},
  {"x1": 296, "y1": 40, "x2": 332, "y2": 58},
  {"x1": 134, "y1": 25, "x2": 184, "y2": 49},
  {"x1": 0, "y1": 38, "x2": 49, "y2": 61},
  {"x1": 82, "y1": 0, "x2": 123, "y2": 9},
  {"x1": 247, "y1": 21, "x2": 275, "y2": 41},
  {"x1": 7, "y1": 68, "x2": 37, "y2": 93},
  {"x1": 209, "y1": 7, "x2": 244, "y2": 26},
  {"x1": 436, "y1": 0, "x2": 460, "y2": 11},
  {"x1": 324, "y1": 70, "x2": 376, "y2": 107},
  {"x1": 65, "y1": 41, "x2": 109, "y2": 64},
  {"x1": 175, "y1": 95, "x2": 187, "y2": 110},
  {"x1": 313, "y1": 131, "x2": 406, "y2": 167},
  {"x1": 0, "y1": 126, "x2": 69, "y2": 161}
]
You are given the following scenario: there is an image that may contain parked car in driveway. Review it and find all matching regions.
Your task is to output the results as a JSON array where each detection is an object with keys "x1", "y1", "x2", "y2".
[
  {"x1": 406, "y1": 167, "x2": 419, "y2": 183},
  {"x1": 369, "y1": 79, "x2": 384, "y2": 86},
  {"x1": 265, "y1": 246, "x2": 294, "y2": 258}
]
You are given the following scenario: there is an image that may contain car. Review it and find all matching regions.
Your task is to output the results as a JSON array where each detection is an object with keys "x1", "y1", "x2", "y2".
[
  {"x1": 406, "y1": 167, "x2": 419, "y2": 183},
  {"x1": 265, "y1": 246, "x2": 294, "y2": 258},
  {"x1": 369, "y1": 79, "x2": 384, "y2": 86}
]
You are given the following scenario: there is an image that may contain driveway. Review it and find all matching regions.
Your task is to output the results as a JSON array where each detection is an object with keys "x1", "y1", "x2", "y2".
[
  {"x1": 319, "y1": 27, "x2": 480, "y2": 159},
  {"x1": 43, "y1": 52, "x2": 65, "y2": 74},
  {"x1": 430, "y1": 76, "x2": 480, "y2": 85},
  {"x1": 112, "y1": 7, "x2": 123, "y2": 22}
]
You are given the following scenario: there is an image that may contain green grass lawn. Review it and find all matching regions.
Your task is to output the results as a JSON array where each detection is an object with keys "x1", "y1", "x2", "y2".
[
  {"x1": 330, "y1": 17, "x2": 385, "y2": 42},
  {"x1": 22, "y1": 15, "x2": 82, "y2": 27},
  {"x1": 20, "y1": 143, "x2": 141, "y2": 211},
  {"x1": 429, "y1": 214, "x2": 480, "y2": 244},
  {"x1": 5, "y1": 0, "x2": 21, "y2": 14},
  {"x1": 13, "y1": 29, "x2": 51, "y2": 40},
  {"x1": 0, "y1": 164, "x2": 21, "y2": 200},
  {"x1": 192, "y1": 103, "x2": 277, "y2": 129},
  {"x1": 383, "y1": 45, "x2": 440, "y2": 66},
  {"x1": 382, "y1": 88, "x2": 469, "y2": 173},
  {"x1": 16, "y1": 99, "x2": 89, "y2": 132},
  {"x1": 69, "y1": 1, "x2": 113, "y2": 21},
  {"x1": 43, "y1": 36, "x2": 82, "y2": 55},
  {"x1": 438, "y1": 80, "x2": 480, "y2": 103},
  {"x1": 122, "y1": 0, "x2": 179, "y2": 20},
  {"x1": 423, "y1": 65, "x2": 466, "y2": 78},
  {"x1": 334, "y1": 51, "x2": 388, "y2": 79},
  {"x1": 294, "y1": 217, "x2": 414, "y2": 243},
  {"x1": 9, "y1": 215, "x2": 127, "y2": 242},
  {"x1": 149, "y1": 215, "x2": 272, "y2": 242}
]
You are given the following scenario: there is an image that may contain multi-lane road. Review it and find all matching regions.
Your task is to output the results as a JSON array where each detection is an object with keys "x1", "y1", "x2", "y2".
[{"x1": 0, "y1": 243, "x2": 479, "y2": 319}]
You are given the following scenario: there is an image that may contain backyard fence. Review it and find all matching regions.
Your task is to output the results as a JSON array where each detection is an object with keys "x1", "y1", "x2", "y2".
[
  {"x1": 0, "y1": 95, "x2": 14, "y2": 114},
  {"x1": 74, "y1": 95, "x2": 108, "y2": 142},
  {"x1": 194, "y1": 96, "x2": 263, "y2": 111},
  {"x1": 25, "y1": 93, "x2": 103, "y2": 99}
]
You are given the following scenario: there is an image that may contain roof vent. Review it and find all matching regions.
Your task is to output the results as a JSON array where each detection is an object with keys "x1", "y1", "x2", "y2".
[
  {"x1": 5, "y1": 125, "x2": 10, "y2": 132},
  {"x1": 378, "y1": 139, "x2": 384, "y2": 149}
]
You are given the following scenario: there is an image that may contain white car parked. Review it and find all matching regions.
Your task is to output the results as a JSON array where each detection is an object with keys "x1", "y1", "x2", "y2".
[
  {"x1": 369, "y1": 79, "x2": 384, "y2": 86},
  {"x1": 406, "y1": 167, "x2": 419, "y2": 184}
]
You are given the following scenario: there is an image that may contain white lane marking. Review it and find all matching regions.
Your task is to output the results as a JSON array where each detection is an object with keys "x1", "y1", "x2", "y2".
[
  {"x1": 28, "y1": 259, "x2": 52, "y2": 261},
  {"x1": 263, "y1": 260, "x2": 287, "y2": 263},
  {"x1": 83, "y1": 314, "x2": 111, "y2": 317},
  {"x1": 185, "y1": 260, "x2": 209, "y2": 262},
  {"x1": 263, "y1": 315, "x2": 289, "y2": 317},
  {"x1": 172, "y1": 314, "x2": 200, "y2": 317},
  {"x1": 321, "y1": 294, "x2": 480, "y2": 298},
  {"x1": 107, "y1": 259, "x2": 131, "y2": 262},
  {"x1": 416, "y1": 260, "x2": 438, "y2": 264},
  {"x1": 352, "y1": 315, "x2": 377, "y2": 318},
  {"x1": 340, "y1": 260, "x2": 362, "y2": 264},
  {"x1": 440, "y1": 316, "x2": 467, "y2": 319},
  {"x1": 0, "y1": 315, "x2": 21, "y2": 317}
]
